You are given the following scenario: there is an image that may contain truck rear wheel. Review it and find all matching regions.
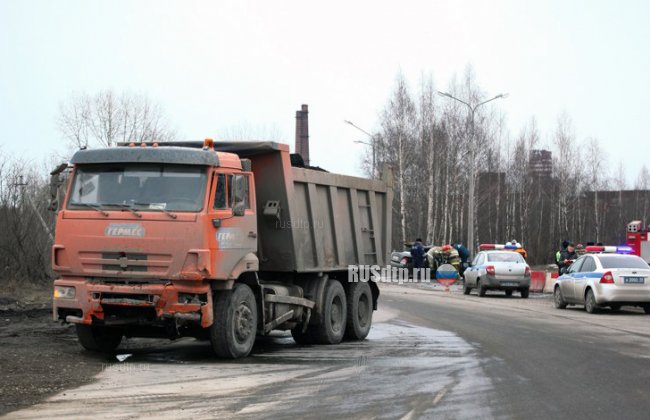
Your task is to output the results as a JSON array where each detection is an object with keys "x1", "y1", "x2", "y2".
[
  {"x1": 292, "y1": 280, "x2": 346, "y2": 345},
  {"x1": 210, "y1": 283, "x2": 257, "y2": 359},
  {"x1": 345, "y1": 281, "x2": 373, "y2": 340},
  {"x1": 75, "y1": 324, "x2": 122, "y2": 353}
]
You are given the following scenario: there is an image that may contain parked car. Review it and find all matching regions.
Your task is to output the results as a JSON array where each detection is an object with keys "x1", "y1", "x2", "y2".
[
  {"x1": 553, "y1": 251, "x2": 650, "y2": 314},
  {"x1": 464, "y1": 250, "x2": 531, "y2": 297},
  {"x1": 390, "y1": 249, "x2": 413, "y2": 271},
  {"x1": 390, "y1": 244, "x2": 433, "y2": 275}
]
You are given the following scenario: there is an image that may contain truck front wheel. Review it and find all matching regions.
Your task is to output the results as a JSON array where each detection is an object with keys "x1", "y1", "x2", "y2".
[
  {"x1": 345, "y1": 281, "x2": 373, "y2": 340},
  {"x1": 75, "y1": 324, "x2": 122, "y2": 353},
  {"x1": 210, "y1": 283, "x2": 258, "y2": 359}
]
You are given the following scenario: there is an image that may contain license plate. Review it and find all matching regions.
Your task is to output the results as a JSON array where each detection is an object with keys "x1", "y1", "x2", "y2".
[
  {"x1": 624, "y1": 277, "x2": 645, "y2": 284},
  {"x1": 501, "y1": 281, "x2": 518, "y2": 287}
]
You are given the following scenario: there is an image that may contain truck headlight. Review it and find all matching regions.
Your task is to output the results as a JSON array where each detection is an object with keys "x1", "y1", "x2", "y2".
[{"x1": 54, "y1": 286, "x2": 76, "y2": 299}]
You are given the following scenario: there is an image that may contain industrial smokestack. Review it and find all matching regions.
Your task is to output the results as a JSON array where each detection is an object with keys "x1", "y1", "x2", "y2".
[{"x1": 295, "y1": 104, "x2": 309, "y2": 166}]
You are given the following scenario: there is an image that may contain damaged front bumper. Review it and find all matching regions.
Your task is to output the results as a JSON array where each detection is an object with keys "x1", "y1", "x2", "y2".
[{"x1": 53, "y1": 277, "x2": 214, "y2": 328}]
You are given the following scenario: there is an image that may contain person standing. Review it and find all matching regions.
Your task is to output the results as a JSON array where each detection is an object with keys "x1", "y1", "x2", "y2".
[
  {"x1": 556, "y1": 240, "x2": 570, "y2": 275},
  {"x1": 453, "y1": 243, "x2": 470, "y2": 263},
  {"x1": 410, "y1": 238, "x2": 426, "y2": 270},
  {"x1": 558, "y1": 243, "x2": 578, "y2": 274}
]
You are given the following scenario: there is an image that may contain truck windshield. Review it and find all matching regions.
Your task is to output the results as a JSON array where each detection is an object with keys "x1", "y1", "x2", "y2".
[{"x1": 67, "y1": 164, "x2": 208, "y2": 212}]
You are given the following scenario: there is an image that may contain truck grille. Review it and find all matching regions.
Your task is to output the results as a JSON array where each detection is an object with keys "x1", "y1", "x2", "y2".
[
  {"x1": 79, "y1": 251, "x2": 172, "y2": 275},
  {"x1": 101, "y1": 252, "x2": 148, "y2": 272}
]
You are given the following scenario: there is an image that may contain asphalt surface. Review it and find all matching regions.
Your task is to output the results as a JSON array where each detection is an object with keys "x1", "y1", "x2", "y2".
[{"x1": 4, "y1": 283, "x2": 650, "y2": 419}]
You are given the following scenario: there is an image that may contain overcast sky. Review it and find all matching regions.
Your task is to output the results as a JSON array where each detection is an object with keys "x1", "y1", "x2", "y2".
[{"x1": 1, "y1": 0, "x2": 648, "y2": 182}]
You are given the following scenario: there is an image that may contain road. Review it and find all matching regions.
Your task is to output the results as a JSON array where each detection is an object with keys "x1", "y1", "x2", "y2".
[{"x1": 5, "y1": 283, "x2": 650, "y2": 419}]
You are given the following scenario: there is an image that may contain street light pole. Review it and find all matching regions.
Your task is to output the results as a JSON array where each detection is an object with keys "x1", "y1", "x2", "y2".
[
  {"x1": 437, "y1": 92, "x2": 508, "y2": 253},
  {"x1": 344, "y1": 120, "x2": 378, "y2": 178}
]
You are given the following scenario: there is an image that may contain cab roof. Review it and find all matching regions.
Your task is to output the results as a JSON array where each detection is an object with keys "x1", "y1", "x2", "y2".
[
  {"x1": 71, "y1": 141, "x2": 290, "y2": 169},
  {"x1": 71, "y1": 146, "x2": 220, "y2": 167}
]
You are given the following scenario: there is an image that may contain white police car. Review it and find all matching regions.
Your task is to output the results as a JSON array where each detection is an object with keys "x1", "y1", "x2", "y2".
[{"x1": 553, "y1": 246, "x2": 650, "y2": 314}]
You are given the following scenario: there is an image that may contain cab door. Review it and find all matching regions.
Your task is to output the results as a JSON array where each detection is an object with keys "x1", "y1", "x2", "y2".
[{"x1": 209, "y1": 171, "x2": 257, "y2": 279}]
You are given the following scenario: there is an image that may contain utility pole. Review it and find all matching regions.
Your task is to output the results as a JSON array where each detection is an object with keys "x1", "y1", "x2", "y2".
[
  {"x1": 344, "y1": 120, "x2": 378, "y2": 178},
  {"x1": 437, "y1": 91, "x2": 508, "y2": 253},
  {"x1": 13, "y1": 176, "x2": 54, "y2": 242}
]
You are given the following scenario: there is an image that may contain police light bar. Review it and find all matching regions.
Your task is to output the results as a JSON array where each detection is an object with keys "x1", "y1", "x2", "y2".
[
  {"x1": 479, "y1": 244, "x2": 518, "y2": 250},
  {"x1": 585, "y1": 245, "x2": 634, "y2": 254}
]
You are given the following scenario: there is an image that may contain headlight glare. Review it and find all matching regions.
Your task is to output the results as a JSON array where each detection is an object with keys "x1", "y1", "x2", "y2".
[{"x1": 54, "y1": 286, "x2": 76, "y2": 299}]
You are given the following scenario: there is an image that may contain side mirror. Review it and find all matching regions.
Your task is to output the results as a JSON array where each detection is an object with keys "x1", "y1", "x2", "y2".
[{"x1": 231, "y1": 174, "x2": 247, "y2": 217}]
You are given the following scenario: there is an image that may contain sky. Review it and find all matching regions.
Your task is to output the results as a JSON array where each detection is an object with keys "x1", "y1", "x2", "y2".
[{"x1": 1, "y1": 0, "x2": 649, "y2": 183}]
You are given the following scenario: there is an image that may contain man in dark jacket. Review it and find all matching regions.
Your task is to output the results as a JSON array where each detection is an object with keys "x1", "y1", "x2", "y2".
[
  {"x1": 410, "y1": 238, "x2": 425, "y2": 270},
  {"x1": 558, "y1": 243, "x2": 577, "y2": 274},
  {"x1": 453, "y1": 243, "x2": 470, "y2": 275},
  {"x1": 556, "y1": 240, "x2": 570, "y2": 275}
]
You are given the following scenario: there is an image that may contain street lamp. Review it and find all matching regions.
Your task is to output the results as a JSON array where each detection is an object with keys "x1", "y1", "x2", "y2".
[
  {"x1": 344, "y1": 120, "x2": 378, "y2": 178},
  {"x1": 437, "y1": 91, "x2": 508, "y2": 253}
]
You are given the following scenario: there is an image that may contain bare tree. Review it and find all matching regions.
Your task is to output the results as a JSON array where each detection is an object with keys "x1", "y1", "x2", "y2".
[
  {"x1": 380, "y1": 73, "x2": 417, "y2": 246},
  {"x1": 0, "y1": 153, "x2": 54, "y2": 284},
  {"x1": 584, "y1": 138, "x2": 605, "y2": 242},
  {"x1": 370, "y1": 69, "x2": 646, "y2": 264},
  {"x1": 58, "y1": 90, "x2": 175, "y2": 149}
]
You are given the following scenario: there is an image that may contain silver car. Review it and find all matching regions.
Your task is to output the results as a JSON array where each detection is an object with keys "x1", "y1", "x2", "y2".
[
  {"x1": 553, "y1": 253, "x2": 650, "y2": 313},
  {"x1": 464, "y1": 251, "x2": 531, "y2": 297}
]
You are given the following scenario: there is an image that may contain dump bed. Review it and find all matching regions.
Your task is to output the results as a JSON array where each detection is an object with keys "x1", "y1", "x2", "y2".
[{"x1": 211, "y1": 141, "x2": 393, "y2": 273}]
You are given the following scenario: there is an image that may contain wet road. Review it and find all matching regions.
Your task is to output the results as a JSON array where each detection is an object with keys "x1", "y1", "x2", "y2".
[{"x1": 5, "y1": 284, "x2": 650, "y2": 419}]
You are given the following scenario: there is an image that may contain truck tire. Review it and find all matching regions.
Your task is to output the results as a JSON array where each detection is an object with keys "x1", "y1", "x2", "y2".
[
  {"x1": 210, "y1": 283, "x2": 257, "y2": 359},
  {"x1": 75, "y1": 324, "x2": 122, "y2": 353},
  {"x1": 345, "y1": 281, "x2": 373, "y2": 340},
  {"x1": 293, "y1": 280, "x2": 347, "y2": 345}
]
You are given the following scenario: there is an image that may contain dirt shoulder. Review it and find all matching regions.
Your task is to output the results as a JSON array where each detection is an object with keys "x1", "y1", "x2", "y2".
[{"x1": 0, "y1": 305, "x2": 108, "y2": 416}]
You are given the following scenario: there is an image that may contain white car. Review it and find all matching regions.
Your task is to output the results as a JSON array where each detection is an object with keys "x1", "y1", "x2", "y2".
[
  {"x1": 553, "y1": 253, "x2": 650, "y2": 313},
  {"x1": 464, "y1": 250, "x2": 531, "y2": 297}
]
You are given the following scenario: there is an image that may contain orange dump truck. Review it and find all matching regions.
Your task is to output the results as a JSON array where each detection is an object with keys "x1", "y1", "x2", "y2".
[{"x1": 50, "y1": 140, "x2": 392, "y2": 358}]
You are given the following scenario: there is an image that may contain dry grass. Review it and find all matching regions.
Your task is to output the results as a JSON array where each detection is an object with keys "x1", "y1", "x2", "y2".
[{"x1": 0, "y1": 277, "x2": 52, "y2": 308}]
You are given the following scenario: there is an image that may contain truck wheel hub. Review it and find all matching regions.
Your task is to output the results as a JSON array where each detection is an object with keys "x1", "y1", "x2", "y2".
[
  {"x1": 358, "y1": 295, "x2": 369, "y2": 325},
  {"x1": 234, "y1": 304, "x2": 253, "y2": 341}
]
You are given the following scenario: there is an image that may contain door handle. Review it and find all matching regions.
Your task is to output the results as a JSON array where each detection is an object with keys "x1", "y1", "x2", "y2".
[{"x1": 248, "y1": 231, "x2": 257, "y2": 238}]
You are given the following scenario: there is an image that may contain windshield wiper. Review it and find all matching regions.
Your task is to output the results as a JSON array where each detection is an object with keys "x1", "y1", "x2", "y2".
[
  {"x1": 70, "y1": 202, "x2": 109, "y2": 217},
  {"x1": 102, "y1": 203, "x2": 142, "y2": 218},
  {"x1": 131, "y1": 202, "x2": 178, "y2": 219}
]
